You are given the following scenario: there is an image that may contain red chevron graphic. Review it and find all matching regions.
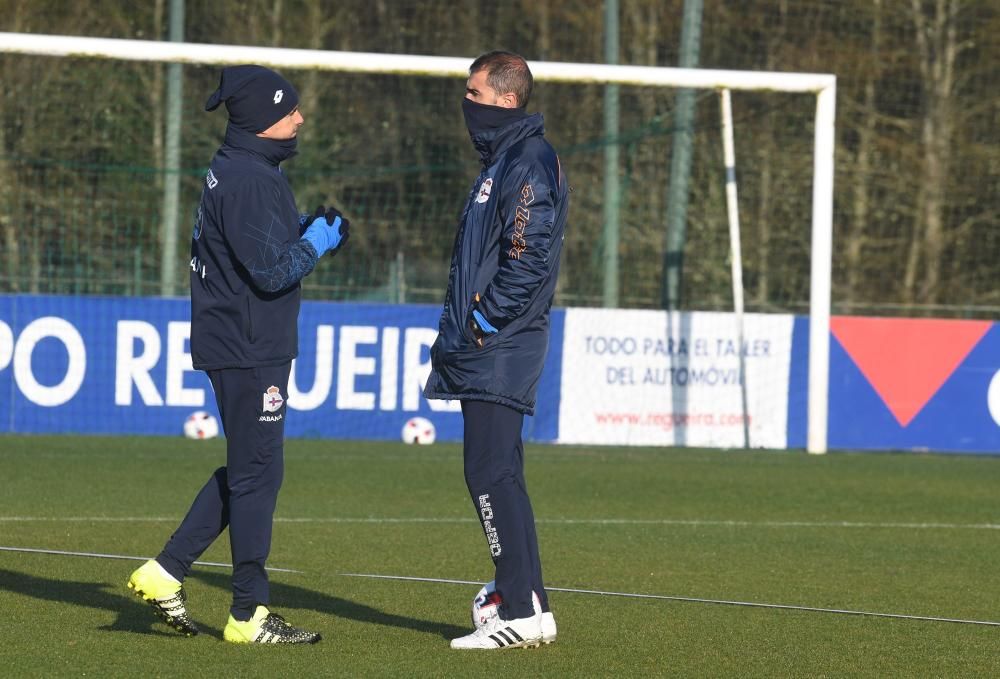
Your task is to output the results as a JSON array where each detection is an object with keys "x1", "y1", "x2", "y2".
[{"x1": 831, "y1": 317, "x2": 991, "y2": 427}]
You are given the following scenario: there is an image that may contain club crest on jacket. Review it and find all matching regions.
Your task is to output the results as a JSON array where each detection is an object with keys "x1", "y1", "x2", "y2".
[{"x1": 476, "y1": 178, "x2": 494, "y2": 204}]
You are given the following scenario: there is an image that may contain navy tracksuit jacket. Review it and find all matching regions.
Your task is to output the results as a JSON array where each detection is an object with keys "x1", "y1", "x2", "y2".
[
  {"x1": 423, "y1": 113, "x2": 568, "y2": 414},
  {"x1": 190, "y1": 124, "x2": 317, "y2": 370}
]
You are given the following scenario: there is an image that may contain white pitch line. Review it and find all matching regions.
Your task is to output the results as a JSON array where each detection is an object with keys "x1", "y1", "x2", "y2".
[
  {"x1": 339, "y1": 573, "x2": 1000, "y2": 627},
  {"x1": 2, "y1": 516, "x2": 1000, "y2": 531},
  {"x1": 547, "y1": 519, "x2": 1000, "y2": 530},
  {"x1": 0, "y1": 546, "x2": 303, "y2": 573},
  {"x1": 3, "y1": 544, "x2": 996, "y2": 626},
  {"x1": 0, "y1": 516, "x2": 183, "y2": 523}
]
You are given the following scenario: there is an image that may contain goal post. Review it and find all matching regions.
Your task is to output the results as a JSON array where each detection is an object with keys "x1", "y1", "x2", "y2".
[{"x1": 0, "y1": 32, "x2": 835, "y2": 453}]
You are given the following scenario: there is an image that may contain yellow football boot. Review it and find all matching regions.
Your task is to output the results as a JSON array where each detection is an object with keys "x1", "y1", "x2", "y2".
[
  {"x1": 126, "y1": 559, "x2": 199, "y2": 636},
  {"x1": 223, "y1": 605, "x2": 321, "y2": 644}
]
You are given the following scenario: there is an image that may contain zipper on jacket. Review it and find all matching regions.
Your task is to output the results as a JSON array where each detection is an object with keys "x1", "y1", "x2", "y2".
[{"x1": 245, "y1": 295, "x2": 254, "y2": 342}]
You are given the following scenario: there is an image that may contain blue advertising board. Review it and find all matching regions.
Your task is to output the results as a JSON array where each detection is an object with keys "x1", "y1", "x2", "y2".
[
  {"x1": 785, "y1": 315, "x2": 999, "y2": 453},
  {"x1": 825, "y1": 317, "x2": 999, "y2": 453},
  {"x1": 2, "y1": 294, "x2": 996, "y2": 453},
  {"x1": 0, "y1": 295, "x2": 564, "y2": 443}
]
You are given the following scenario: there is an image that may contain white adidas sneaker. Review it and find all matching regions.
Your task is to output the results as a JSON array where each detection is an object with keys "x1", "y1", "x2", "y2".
[
  {"x1": 541, "y1": 610, "x2": 557, "y2": 644},
  {"x1": 451, "y1": 596, "x2": 542, "y2": 650}
]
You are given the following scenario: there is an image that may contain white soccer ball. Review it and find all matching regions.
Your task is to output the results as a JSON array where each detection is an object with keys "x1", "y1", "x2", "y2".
[
  {"x1": 471, "y1": 580, "x2": 501, "y2": 629},
  {"x1": 401, "y1": 416, "x2": 436, "y2": 445},
  {"x1": 183, "y1": 411, "x2": 219, "y2": 440},
  {"x1": 471, "y1": 581, "x2": 542, "y2": 630}
]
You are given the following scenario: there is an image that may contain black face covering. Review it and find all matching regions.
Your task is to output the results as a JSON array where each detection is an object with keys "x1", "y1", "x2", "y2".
[
  {"x1": 224, "y1": 123, "x2": 298, "y2": 165},
  {"x1": 269, "y1": 134, "x2": 298, "y2": 157},
  {"x1": 462, "y1": 98, "x2": 528, "y2": 138}
]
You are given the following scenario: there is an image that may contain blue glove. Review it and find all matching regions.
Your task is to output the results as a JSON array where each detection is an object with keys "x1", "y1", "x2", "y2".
[
  {"x1": 472, "y1": 309, "x2": 497, "y2": 334},
  {"x1": 469, "y1": 308, "x2": 497, "y2": 347},
  {"x1": 300, "y1": 205, "x2": 351, "y2": 257}
]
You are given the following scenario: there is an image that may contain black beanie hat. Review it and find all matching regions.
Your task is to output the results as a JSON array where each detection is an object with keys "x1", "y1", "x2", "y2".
[{"x1": 204, "y1": 65, "x2": 300, "y2": 133}]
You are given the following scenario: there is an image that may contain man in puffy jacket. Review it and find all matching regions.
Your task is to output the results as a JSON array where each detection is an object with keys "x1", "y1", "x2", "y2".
[
  {"x1": 127, "y1": 65, "x2": 350, "y2": 644},
  {"x1": 424, "y1": 50, "x2": 569, "y2": 650}
]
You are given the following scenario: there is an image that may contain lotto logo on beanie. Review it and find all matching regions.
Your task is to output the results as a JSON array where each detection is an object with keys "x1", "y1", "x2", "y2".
[{"x1": 204, "y1": 64, "x2": 300, "y2": 133}]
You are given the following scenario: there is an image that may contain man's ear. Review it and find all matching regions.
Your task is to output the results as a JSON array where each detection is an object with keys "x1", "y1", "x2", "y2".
[{"x1": 498, "y1": 92, "x2": 519, "y2": 109}]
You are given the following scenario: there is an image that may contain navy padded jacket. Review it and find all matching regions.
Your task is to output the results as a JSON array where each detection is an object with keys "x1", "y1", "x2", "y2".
[
  {"x1": 423, "y1": 113, "x2": 569, "y2": 415},
  {"x1": 189, "y1": 124, "x2": 318, "y2": 370}
]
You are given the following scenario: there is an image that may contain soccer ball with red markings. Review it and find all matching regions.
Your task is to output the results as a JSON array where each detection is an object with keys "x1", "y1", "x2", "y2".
[
  {"x1": 471, "y1": 580, "x2": 502, "y2": 629},
  {"x1": 401, "y1": 416, "x2": 436, "y2": 445},
  {"x1": 472, "y1": 581, "x2": 544, "y2": 630},
  {"x1": 183, "y1": 411, "x2": 219, "y2": 440}
]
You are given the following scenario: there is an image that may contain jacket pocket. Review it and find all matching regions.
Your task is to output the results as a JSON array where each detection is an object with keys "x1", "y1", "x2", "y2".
[
  {"x1": 464, "y1": 295, "x2": 500, "y2": 350},
  {"x1": 463, "y1": 297, "x2": 488, "y2": 348}
]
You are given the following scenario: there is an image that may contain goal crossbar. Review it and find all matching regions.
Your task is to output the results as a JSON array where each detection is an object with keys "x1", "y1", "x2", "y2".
[
  {"x1": 0, "y1": 32, "x2": 834, "y2": 91},
  {"x1": 0, "y1": 31, "x2": 835, "y2": 454}
]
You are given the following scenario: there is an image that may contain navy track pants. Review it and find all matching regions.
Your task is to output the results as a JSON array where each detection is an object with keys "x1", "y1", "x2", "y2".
[
  {"x1": 157, "y1": 362, "x2": 290, "y2": 620},
  {"x1": 461, "y1": 400, "x2": 548, "y2": 620}
]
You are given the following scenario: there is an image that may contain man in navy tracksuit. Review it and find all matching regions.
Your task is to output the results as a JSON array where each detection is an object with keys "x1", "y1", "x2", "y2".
[
  {"x1": 423, "y1": 51, "x2": 569, "y2": 650},
  {"x1": 127, "y1": 65, "x2": 349, "y2": 645}
]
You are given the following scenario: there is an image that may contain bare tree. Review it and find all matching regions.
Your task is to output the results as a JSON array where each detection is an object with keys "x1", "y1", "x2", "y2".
[{"x1": 903, "y1": 0, "x2": 960, "y2": 306}]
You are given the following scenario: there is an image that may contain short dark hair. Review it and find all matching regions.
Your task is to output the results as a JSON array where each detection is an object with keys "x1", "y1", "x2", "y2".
[{"x1": 469, "y1": 50, "x2": 533, "y2": 108}]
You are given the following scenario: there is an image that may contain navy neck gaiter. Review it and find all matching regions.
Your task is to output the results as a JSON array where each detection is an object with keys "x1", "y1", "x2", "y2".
[
  {"x1": 224, "y1": 123, "x2": 298, "y2": 166},
  {"x1": 461, "y1": 98, "x2": 529, "y2": 138}
]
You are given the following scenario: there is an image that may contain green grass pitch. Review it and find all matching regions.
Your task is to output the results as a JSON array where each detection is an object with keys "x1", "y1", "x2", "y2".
[{"x1": 2, "y1": 435, "x2": 1000, "y2": 676}]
